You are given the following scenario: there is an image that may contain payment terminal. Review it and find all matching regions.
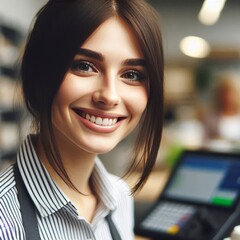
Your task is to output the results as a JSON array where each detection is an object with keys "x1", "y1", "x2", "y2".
[{"x1": 135, "y1": 149, "x2": 240, "y2": 240}]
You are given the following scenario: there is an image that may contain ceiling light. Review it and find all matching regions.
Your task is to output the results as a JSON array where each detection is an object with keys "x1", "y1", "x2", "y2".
[
  {"x1": 198, "y1": 0, "x2": 227, "y2": 25},
  {"x1": 180, "y1": 36, "x2": 210, "y2": 58}
]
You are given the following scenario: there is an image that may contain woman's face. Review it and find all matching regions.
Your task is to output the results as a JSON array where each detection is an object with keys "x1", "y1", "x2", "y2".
[{"x1": 51, "y1": 17, "x2": 148, "y2": 155}]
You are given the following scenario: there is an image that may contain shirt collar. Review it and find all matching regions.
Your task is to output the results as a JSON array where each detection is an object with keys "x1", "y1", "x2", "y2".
[
  {"x1": 92, "y1": 157, "x2": 118, "y2": 211},
  {"x1": 16, "y1": 135, "x2": 118, "y2": 218}
]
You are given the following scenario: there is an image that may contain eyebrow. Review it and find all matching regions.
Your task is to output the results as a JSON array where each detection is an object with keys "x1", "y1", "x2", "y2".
[
  {"x1": 76, "y1": 48, "x2": 146, "y2": 67},
  {"x1": 76, "y1": 48, "x2": 104, "y2": 61},
  {"x1": 122, "y1": 58, "x2": 146, "y2": 67}
]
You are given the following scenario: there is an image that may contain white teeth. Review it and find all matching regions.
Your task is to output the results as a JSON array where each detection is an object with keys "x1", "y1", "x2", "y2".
[
  {"x1": 86, "y1": 114, "x2": 90, "y2": 120},
  {"x1": 96, "y1": 117, "x2": 102, "y2": 125},
  {"x1": 90, "y1": 116, "x2": 96, "y2": 123},
  {"x1": 102, "y1": 118, "x2": 109, "y2": 126},
  {"x1": 83, "y1": 113, "x2": 118, "y2": 126}
]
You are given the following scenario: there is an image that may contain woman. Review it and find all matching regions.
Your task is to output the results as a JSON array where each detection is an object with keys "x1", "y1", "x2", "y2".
[
  {"x1": 203, "y1": 74, "x2": 240, "y2": 143},
  {"x1": 0, "y1": 0, "x2": 164, "y2": 239}
]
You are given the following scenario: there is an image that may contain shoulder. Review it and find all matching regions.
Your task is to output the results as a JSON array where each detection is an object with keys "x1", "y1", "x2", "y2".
[
  {"x1": 94, "y1": 158, "x2": 133, "y2": 204},
  {"x1": 109, "y1": 174, "x2": 132, "y2": 200},
  {"x1": 0, "y1": 165, "x2": 16, "y2": 198},
  {"x1": 109, "y1": 174, "x2": 134, "y2": 239},
  {"x1": 109, "y1": 174, "x2": 131, "y2": 196},
  {"x1": 108, "y1": 174, "x2": 133, "y2": 217},
  {"x1": 0, "y1": 165, "x2": 22, "y2": 240}
]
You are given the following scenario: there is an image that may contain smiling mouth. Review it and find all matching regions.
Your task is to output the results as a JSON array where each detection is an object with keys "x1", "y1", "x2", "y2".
[{"x1": 73, "y1": 109, "x2": 124, "y2": 126}]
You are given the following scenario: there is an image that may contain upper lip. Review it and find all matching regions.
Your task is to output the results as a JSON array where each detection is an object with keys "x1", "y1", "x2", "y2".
[{"x1": 72, "y1": 107, "x2": 128, "y2": 119}]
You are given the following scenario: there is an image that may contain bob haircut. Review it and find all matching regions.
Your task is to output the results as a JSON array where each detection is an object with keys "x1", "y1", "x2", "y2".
[{"x1": 21, "y1": 0, "x2": 164, "y2": 193}]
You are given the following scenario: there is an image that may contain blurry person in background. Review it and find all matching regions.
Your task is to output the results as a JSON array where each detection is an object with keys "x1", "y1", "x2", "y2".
[
  {"x1": 203, "y1": 74, "x2": 240, "y2": 144},
  {"x1": 0, "y1": 0, "x2": 164, "y2": 239}
]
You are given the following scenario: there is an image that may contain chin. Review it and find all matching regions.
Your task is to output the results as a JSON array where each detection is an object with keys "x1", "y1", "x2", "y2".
[
  {"x1": 86, "y1": 142, "x2": 119, "y2": 155},
  {"x1": 91, "y1": 146, "x2": 117, "y2": 155}
]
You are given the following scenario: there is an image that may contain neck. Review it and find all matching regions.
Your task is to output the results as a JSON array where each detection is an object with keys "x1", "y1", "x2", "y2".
[
  {"x1": 33, "y1": 134, "x2": 98, "y2": 222},
  {"x1": 33, "y1": 134, "x2": 96, "y2": 195}
]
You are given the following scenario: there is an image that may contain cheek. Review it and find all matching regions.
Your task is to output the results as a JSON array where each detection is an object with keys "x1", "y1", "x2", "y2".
[
  {"x1": 125, "y1": 87, "x2": 148, "y2": 117},
  {"x1": 56, "y1": 77, "x2": 81, "y2": 103},
  {"x1": 53, "y1": 78, "x2": 75, "y2": 109},
  {"x1": 51, "y1": 76, "x2": 84, "y2": 124},
  {"x1": 53, "y1": 74, "x2": 93, "y2": 107}
]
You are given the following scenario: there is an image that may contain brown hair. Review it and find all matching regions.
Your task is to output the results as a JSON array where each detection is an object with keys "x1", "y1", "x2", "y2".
[{"x1": 21, "y1": 0, "x2": 164, "y2": 193}]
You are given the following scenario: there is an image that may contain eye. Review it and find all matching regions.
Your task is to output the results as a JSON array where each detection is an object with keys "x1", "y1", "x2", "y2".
[
  {"x1": 70, "y1": 60, "x2": 97, "y2": 73},
  {"x1": 121, "y1": 70, "x2": 145, "y2": 82}
]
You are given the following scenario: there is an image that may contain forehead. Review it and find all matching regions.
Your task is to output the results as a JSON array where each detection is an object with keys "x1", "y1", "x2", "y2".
[{"x1": 81, "y1": 16, "x2": 143, "y2": 59}]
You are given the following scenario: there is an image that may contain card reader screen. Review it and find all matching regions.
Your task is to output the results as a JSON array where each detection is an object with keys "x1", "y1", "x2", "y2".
[{"x1": 165, "y1": 153, "x2": 240, "y2": 207}]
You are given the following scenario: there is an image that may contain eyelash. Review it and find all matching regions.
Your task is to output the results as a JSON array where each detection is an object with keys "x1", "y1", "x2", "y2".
[
  {"x1": 70, "y1": 60, "x2": 146, "y2": 83},
  {"x1": 121, "y1": 70, "x2": 146, "y2": 83},
  {"x1": 70, "y1": 60, "x2": 98, "y2": 73}
]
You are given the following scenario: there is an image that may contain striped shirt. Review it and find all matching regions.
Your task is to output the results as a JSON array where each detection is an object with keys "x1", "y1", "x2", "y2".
[{"x1": 0, "y1": 135, "x2": 134, "y2": 240}]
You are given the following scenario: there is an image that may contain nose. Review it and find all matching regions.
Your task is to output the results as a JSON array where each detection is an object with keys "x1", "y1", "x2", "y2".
[{"x1": 92, "y1": 79, "x2": 121, "y2": 108}]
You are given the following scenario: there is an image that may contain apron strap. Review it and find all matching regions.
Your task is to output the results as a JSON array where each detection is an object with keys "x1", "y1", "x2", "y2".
[
  {"x1": 13, "y1": 163, "x2": 122, "y2": 240},
  {"x1": 106, "y1": 211, "x2": 122, "y2": 240},
  {"x1": 13, "y1": 163, "x2": 41, "y2": 240}
]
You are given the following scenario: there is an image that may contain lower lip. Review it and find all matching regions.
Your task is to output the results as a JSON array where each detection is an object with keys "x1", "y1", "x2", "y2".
[{"x1": 74, "y1": 112, "x2": 124, "y2": 134}]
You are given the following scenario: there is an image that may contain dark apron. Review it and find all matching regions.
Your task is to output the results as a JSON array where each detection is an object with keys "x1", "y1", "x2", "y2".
[{"x1": 13, "y1": 163, "x2": 122, "y2": 240}]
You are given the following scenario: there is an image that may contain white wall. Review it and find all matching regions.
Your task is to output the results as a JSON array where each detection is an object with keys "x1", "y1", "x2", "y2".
[
  {"x1": 0, "y1": 0, "x2": 47, "y2": 33},
  {"x1": 154, "y1": 3, "x2": 240, "y2": 63},
  {"x1": 0, "y1": 0, "x2": 239, "y2": 62}
]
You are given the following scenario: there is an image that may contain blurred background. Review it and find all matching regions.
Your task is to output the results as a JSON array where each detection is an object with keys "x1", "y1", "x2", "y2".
[
  {"x1": 0, "y1": 0, "x2": 240, "y2": 176},
  {"x1": 1, "y1": 2, "x2": 239, "y2": 239}
]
